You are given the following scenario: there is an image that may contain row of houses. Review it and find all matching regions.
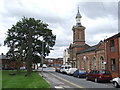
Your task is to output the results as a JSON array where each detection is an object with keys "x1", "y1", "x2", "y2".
[
  {"x1": 63, "y1": 8, "x2": 120, "y2": 78},
  {"x1": 0, "y1": 52, "x2": 63, "y2": 69},
  {"x1": 0, "y1": 53, "x2": 25, "y2": 69},
  {"x1": 44, "y1": 58, "x2": 63, "y2": 67}
]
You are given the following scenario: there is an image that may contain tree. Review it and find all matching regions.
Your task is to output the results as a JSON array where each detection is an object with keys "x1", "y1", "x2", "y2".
[{"x1": 4, "y1": 17, "x2": 56, "y2": 76}]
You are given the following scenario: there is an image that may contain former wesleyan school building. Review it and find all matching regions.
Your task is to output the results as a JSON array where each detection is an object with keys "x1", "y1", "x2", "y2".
[{"x1": 69, "y1": 8, "x2": 120, "y2": 78}]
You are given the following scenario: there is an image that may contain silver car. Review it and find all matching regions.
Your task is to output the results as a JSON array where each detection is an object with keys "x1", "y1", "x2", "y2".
[{"x1": 112, "y1": 77, "x2": 120, "y2": 88}]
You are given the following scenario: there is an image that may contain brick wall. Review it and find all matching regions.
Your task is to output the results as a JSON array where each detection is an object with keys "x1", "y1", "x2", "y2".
[{"x1": 106, "y1": 37, "x2": 119, "y2": 78}]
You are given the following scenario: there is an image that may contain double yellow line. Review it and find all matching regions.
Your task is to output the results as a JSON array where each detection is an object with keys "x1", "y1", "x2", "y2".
[{"x1": 49, "y1": 72, "x2": 87, "y2": 90}]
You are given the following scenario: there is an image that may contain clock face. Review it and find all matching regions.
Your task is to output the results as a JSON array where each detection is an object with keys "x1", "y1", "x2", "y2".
[{"x1": 76, "y1": 18, "x2": 80, "y2": 23}]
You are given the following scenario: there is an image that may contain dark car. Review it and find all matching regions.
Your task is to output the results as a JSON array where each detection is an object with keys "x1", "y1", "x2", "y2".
[
  {"x1": 86, "y1": 70, "x2": 112, "y2": 83},
  {"x1": 73, "y1": 69, "x2": 87, "y2": 78},
  {"x1": 55, "y1": 67, "x2": 61, "y2": 72},
  {"x1": 3, "y1": 67, "x2": 15, "y2": 70}
]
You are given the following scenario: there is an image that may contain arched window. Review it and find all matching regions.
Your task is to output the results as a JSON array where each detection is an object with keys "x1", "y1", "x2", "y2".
[
  {"x1": 93, "y1": 57, "x2": 97, "y2": 70},
  {"x1": 85, "y1": 56, "x2": 90, "y2": 71},
  {"x1": 81, "y1": 58, "x2": 84, "y2": 69},
  {"x1": 100, "y1": 56, "x2": 105, "y2": 69}
]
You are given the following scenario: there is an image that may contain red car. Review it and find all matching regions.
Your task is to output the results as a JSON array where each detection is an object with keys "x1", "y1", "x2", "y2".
[
  {"x1": 86, "y1": 70, "x2": 112, "y2": 83},
  {"x1": 55, "y1": 67, "x2": 61, "y2": 72}
]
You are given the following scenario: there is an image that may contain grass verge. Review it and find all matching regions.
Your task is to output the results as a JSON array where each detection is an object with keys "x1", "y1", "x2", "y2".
[{"x1": 2, "y1": 70, "x2": 50, "y2": 88}]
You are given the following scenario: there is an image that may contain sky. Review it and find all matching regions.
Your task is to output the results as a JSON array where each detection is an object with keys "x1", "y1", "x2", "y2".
[{"x1": 0, "y1": 0, "x2": 119, "y2": 58}]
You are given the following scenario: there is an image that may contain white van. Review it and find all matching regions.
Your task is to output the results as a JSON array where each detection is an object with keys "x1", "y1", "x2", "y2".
[
  {"x1": 60, "y1": 65, "x2": 71, "y2": 74},
  {"x1": 66, "y1": 68, "x2": 77, "y2": 75}
]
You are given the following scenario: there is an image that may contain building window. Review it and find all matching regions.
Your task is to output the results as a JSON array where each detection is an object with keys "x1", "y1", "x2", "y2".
[
  {"x1": 110, "y1": 40, "x2": 115, "y2": 52},
  {"x1": 93, "y1": 57, "x2": 97, "y2": 70},
  {"x1": 85, "y1": 57, "x2": 90, "y2": 71},
  {"x1": 78, "y1": 31, "x2": 79, "y2": 39},
  {"x1": 81, "y1": 58, "x2": 84, "y2": 69},
  {"x1": 111, "y1": 59, "x2": 115, "y2": 71},
  {"x1": 100, "y1": 56, "x2": 105, "y2": 69}
]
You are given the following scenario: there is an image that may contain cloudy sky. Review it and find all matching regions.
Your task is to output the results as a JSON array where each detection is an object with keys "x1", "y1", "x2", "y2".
[{"x1": 0, "y1": 0, "x2": 119, "y2": 58}]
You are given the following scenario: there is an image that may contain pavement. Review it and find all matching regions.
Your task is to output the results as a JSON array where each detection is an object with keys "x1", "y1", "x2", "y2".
[{"x1": 38, "y1": 67, "x2": 75, "y2": 89}]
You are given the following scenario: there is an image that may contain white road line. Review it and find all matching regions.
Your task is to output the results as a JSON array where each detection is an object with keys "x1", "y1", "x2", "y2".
[{"x1": 54, "y1": 86, "x2": 64, "y2": 89}]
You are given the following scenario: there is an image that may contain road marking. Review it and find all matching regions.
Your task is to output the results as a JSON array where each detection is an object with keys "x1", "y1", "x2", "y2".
[
  {"x1": 49, "y1": 72, "x2": 87, "y2": 89},
  {"x1": 54, "y1": 86, "x2": 64, "y2": 89}
]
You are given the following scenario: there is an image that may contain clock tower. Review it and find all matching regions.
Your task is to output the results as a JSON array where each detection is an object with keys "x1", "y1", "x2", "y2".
[
  {"x1": 72, "y1": 7, "x2": 85, "y2": 45},
  {"x1": 69, "y1": 7, "x2": 89, "y2": 68}
]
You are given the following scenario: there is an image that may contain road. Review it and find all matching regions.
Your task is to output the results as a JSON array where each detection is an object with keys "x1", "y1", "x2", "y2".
[{"x1": 39, "y1": 67, "x2": 116, "y2": 89}]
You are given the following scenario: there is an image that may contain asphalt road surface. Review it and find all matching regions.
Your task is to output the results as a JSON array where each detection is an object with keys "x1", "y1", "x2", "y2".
[{"x1": 39, "y1": 67, "x2": 116, "y2": 89}]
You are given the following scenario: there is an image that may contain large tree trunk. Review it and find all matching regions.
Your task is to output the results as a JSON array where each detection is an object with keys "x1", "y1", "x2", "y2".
[
  {"x1": 16, "y1": 59, "x2": 20, "y2": 74},
  {"x1": 26, "y1": 30, "x2": 33, "y2": 76}
]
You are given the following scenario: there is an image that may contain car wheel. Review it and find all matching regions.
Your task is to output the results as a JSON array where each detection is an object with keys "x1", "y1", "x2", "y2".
[
  {"x1": 95, "y1": 78, "x2": 98, "y2": 83},
  {"x1": 113, "y1": 81, "x2": 119, "y2": 88}
]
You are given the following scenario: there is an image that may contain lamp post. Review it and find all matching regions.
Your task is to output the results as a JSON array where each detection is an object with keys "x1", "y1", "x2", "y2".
[
  {"x1": 104, "y1": 36, "x2": 107, "y2": 70},
  {"x1": 41, "y1": 40, "x2": 44, "y2": 77}
]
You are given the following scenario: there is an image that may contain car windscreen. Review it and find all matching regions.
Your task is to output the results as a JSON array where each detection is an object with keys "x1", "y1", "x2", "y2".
[
  {"x1": 68, "y1": 67, "x2": 71, "y2": 69},
  {"x1": 79, "y1": 70, "x2": 86, "y2": 73}
]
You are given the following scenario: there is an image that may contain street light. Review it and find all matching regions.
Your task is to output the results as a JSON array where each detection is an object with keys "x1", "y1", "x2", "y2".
[{"x1": 41, "y1": 40, "x2": 44, "y2": 77}]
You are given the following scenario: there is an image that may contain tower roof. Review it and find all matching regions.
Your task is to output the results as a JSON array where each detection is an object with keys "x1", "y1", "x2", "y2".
[{"x1": 76, "y1": 6, "x2": 82, "y2": 18}]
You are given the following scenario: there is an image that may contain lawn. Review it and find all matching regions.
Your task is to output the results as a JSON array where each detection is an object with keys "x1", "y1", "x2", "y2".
[{"x1": 2, "y1": 70, "x2": 50, "y2": 88}]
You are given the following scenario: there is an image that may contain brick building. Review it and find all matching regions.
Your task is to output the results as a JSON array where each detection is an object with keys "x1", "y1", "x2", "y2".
[
  {"x1": 69, "y1": 8, "x2": 120, "y2": 78},
  {"x1": 76, "y1": 41, "x2": 105, "y2": 72},
  {"x1": 105, "y1": 33, "x2": 120, "y2": 78},
  {"x1": 69, "y1": 8, "x2": 90, "y2": 68},
  {"x1": 44, "y1": 58, "x2": 63, "y2": 67},
  {"x1": 0, "y1": 53, "x2": 25, "y2": 69}
]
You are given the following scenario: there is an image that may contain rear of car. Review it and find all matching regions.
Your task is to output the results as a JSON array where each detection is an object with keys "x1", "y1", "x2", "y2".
[
  {"x1": 55, "y1": 67, "x2": 61, "y2": 72},
  {"x1": 86, "y1": 70, "x2": 112, "y2": 83}
]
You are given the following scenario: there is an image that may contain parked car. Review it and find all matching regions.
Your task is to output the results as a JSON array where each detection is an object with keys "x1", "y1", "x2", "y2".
[
  {"x1": 20, "y1": 67, "x2": 26, "y2": 70},
  {"x1": 86, "y1": 70, "x2": 112, "y2": 83},
  {"x1": 55, "y1": 67, "x2": 61, "y2": 72},
  {"x1": 66, "y1": 68, "x2": 77, "y2": 75},
  {"x1": 73, "y1": 69, "x2": 87, "y2": 78},
  {"x1": 112, "y1": 77, "x2": 120, "y2": 88},
  {"x1": 42, "y1": 64, "x2": 47, "y2": 68},
  {"x1": 60, "y1": 65, "x2": 71, "y2": 74},
  {"x1": 3, "y1": 67, "x2": 15, "y2": 70}
]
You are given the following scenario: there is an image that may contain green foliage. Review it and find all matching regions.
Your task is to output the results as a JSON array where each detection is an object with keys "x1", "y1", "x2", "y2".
[{"x1": 4, "y1": 17, "x2": 56, "y2": 75}]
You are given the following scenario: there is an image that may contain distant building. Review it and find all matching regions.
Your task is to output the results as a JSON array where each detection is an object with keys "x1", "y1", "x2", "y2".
[
  {"x1": 44, "y1": 58, "x2": 63, "y2": 67},
  {"x1": 105, "y1": 32, "x2": 120, "y2": 78},
  {"x1": 0, "y1": 53, "x2": 25, "y2": 69},
  {"x1": 63, "y1": 48, "x2": 70, "y2": 65}
]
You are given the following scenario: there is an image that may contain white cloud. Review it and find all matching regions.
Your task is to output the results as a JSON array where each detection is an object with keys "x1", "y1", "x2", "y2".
[{"x1": 0, "y1": 0, "x2": 119, "y2": 58}]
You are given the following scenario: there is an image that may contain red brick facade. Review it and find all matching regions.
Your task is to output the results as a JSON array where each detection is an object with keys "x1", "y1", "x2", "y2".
[
  {"x1": 76, "y1": 41, "x2": 105, "y2": 72},
  {"x1": 105, "y1": 33, "x2": 120, "y2": 78},
  {"x1": 44, "y1": 58, "x2": 63, "y2": 68},
  {"x1": 2, "y1": 60, "x2": 25, "y2": 69},
  {"x1": 69, "y1": 9, "x2": 120, "y2": 78}
]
